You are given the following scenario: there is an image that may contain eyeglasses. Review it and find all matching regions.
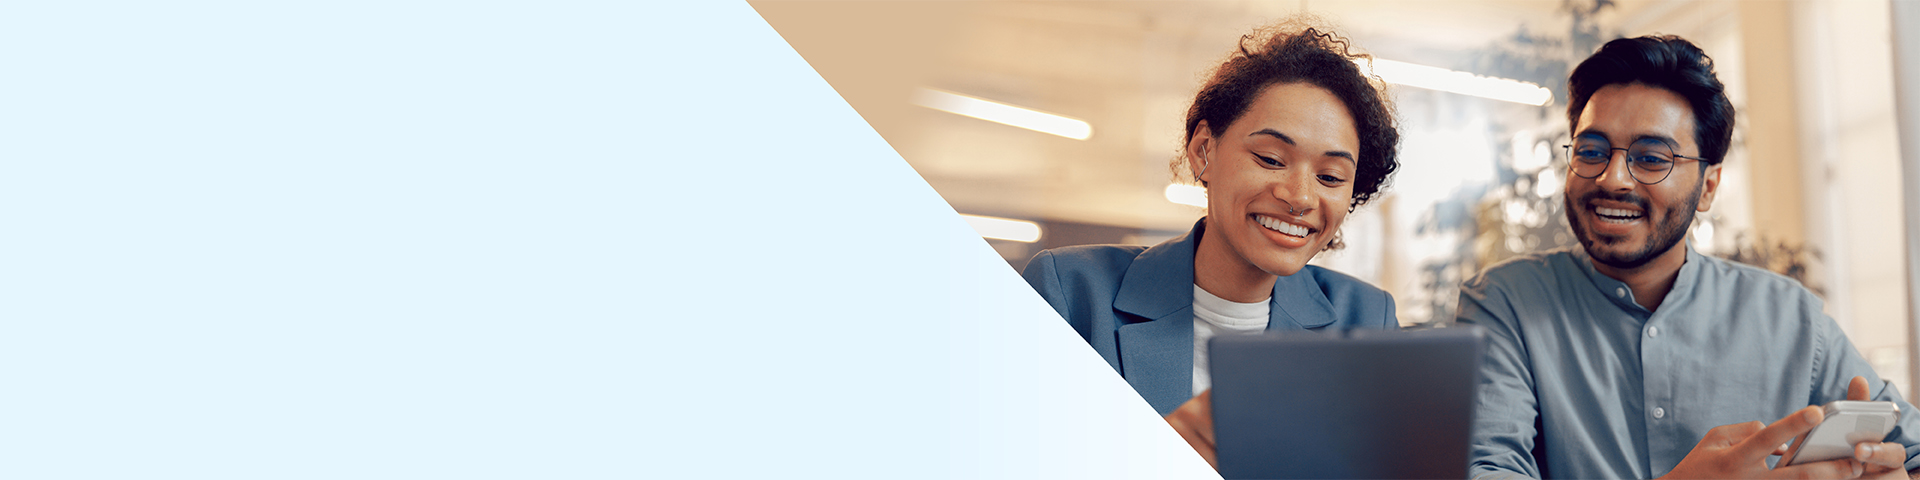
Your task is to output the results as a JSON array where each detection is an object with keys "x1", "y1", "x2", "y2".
[{"x1": 1563, "y1": 137, "x2": 1707, "y2": 185}]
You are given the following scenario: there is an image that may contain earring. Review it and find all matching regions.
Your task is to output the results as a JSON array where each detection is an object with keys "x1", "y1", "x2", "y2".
[{"x1": 1194, "y1": 148, "x2": 1211, "y2": 181}]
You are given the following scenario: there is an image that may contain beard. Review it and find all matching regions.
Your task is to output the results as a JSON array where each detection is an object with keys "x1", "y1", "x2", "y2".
[{"x1": 1564, "y1": 179, "x2": 1703, "y2": 270}]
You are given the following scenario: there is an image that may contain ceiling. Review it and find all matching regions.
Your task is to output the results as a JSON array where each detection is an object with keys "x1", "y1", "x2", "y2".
[{"x1": 752, "y1": 0, "x2": 1684, "y2": 233}]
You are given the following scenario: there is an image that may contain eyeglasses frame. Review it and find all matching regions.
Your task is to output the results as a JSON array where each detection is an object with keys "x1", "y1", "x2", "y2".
[{"x1": 1560, "y1": 141, "x2": 1710, "y2": 186}]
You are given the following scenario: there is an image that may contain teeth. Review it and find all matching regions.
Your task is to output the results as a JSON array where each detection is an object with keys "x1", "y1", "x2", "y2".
[
  {"x1": 1595, "y1": 207, "x2": 1642, "y2": 219},
  {"x1": 1256, "y1": 215, "x2": 1310, "y2": 237}
]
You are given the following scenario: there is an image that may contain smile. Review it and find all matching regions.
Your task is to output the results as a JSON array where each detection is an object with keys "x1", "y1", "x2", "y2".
[
  {"x1": 1593, "y1": 207, "x2": 1644, "y2": 224},
  {"x1": 1254, "y1": 214, "x2": 1314, "y2": 238}
]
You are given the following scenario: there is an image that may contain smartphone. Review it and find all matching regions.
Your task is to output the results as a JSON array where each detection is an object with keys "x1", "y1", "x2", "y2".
[{"x1": 1777, "y1": 401, "x2": 1901, "y2": 468}]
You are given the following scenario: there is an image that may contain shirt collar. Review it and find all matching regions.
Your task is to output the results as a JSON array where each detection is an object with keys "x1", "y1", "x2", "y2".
[
  {"x1": 1572, "y1": 241, "x2": 1703, "y2": 314},
  {"x1": 1666, "y1": 245, "x2": 1707, "y2": 312}
]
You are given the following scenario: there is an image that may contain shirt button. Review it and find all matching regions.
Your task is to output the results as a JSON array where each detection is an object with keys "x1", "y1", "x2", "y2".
[
  {"x1": 1648, "y1": 326, "x2": 1660, "y2": 338},
  {"x1": 1653, "y1": 407, "x2": 1666, "y2": 419},
  {"x1": 1616, "y1": 287, "x2": 1627, "y2": 298}
]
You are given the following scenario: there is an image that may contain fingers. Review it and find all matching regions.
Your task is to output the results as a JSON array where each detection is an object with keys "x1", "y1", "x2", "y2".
[
  {"x1": 1844, "y1": 379, "x2": 1898, "y2": 474},
  {"x1": 1705, "y1": 421, "x2": 1767, "y2": 451},
  {"x1": 1733, "y1": 407, "x2": 1825, "y2": 459},
  {"x1": 1167, "y1": 417, "x2": 1218, "y2": 469},
  {"x1": 1773, "y1": 457, "x2": 1865, "y2": 479},
  {"x1": 1854, "y1": 442, "x2": 1906, "y2": 470},
  {"x1": 1164, "y1": 391, "x2": 1218, "y2": 470},
  {"x1": 1192, "y1": 390, "x2": 1215, "y2": 446}
]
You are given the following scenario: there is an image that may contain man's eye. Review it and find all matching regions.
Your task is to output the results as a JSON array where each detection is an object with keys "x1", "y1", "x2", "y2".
[
  {"x1": 1574, "y1": 149, "x2": 1609, "y2": 162},
  {"x1": 1633, "y1": 156, "x2": 1674, "y2": 169},
  {"x1": 1254, "y1": 154, "x2": 1284, "y2": 168}
]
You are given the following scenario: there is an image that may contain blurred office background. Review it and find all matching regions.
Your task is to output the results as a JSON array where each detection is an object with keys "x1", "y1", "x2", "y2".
[{"x1": 754, "y1": 0, "x2": 1918, "y2": 393}]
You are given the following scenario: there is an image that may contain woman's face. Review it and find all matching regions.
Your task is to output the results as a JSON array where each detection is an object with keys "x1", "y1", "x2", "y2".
[{"x1": 1187, "y1": 82, "x2": 1358, "y2": 278}]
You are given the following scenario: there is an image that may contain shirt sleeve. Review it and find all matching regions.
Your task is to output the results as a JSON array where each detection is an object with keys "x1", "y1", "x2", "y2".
[
  {"x1": 1804, "y1": 302, "x2": 1920, "y2": 471},
  {"x1": 1456, "y1": 275, "x2": 1544, "y2": 479}
]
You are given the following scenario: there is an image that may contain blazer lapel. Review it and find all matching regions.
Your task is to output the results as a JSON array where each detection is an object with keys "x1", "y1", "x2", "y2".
[
  {"x1": 1269, "y1": 268, "x2": 1336, "y2": 330},
  {"x1": 1113, "y1": 221, "x2": 1204, "y2": 415},
  {"x1": 1118, "y1": 309, "x2": 1193, "y2": 415}
]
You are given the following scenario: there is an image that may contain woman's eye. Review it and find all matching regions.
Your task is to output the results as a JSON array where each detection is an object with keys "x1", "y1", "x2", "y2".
[
  {"x1": 1254, "y1": 154, "x2": 1284, "y2": 168},
  {"x1": 1318, "y1": 174, "x2": 1348, "y2": 184}
]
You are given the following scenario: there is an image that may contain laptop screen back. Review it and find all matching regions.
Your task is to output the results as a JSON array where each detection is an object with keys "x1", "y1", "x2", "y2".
[{"x1": 1209, "y1": 327, "x2": 1485, "y2": 479}]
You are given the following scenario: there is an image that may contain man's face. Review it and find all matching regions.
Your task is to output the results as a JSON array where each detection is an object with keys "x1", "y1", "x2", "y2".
[{"x1": 1563, "y1": 83, "x2": 1721, "y2": 270}]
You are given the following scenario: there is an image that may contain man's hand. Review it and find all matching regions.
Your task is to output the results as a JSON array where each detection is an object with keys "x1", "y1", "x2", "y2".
[
  {"x1": 1843, "y1": 376, "x2": 1911, "y2": 479},
  {"x1": 1164, "y1": 390, "x2": 1217, "y2": 470},
  {"x1": 1659, "y1": 406, "x2": 1865, "y2": 479}
]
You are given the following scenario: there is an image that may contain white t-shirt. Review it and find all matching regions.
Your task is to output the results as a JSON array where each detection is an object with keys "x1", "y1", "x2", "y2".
[{"x1": 1191, "y1": 284, "x2": 1269, "y2": 395}]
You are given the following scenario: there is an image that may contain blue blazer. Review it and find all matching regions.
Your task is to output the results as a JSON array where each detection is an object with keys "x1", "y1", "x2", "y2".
[{"x1": 1021, "y1": 219, "x2": 1398, "y2": 415}]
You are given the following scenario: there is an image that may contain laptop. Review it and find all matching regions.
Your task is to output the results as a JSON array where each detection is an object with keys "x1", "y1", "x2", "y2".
[{"x1": 1209, "y1": 326, "x2": 1486, "y2": 479}]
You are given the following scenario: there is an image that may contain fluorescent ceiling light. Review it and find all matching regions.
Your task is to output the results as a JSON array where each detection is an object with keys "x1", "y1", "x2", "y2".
[
  {"x1": 913, "y1": 88, "x2": 1093, "y2": 140},
  {"x1": 1360, "y1": 58, "x2": 1553, "y2": 106},
  {"x1": 960, "y1": 214, "x2": 1043, "y2": 243},
  {"x1": 1164, "y1": 183, "x2": 1206, "y2": 208}
]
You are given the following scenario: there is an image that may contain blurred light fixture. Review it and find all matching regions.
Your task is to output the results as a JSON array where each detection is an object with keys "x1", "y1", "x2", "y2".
[
  {"x1": 1359, "y1": 59, "x2": 1553, "y2": 106},
  {"x1": 1164, "y1": 183, "x2": 1207, "y2": 208},
  {"x1": 1534, "y1": 167, "x2": 1563, "y2": 198},
  {"x1": 1510, "y1": 135, "x2": 1553, "y2": 171},
  {"x1": 913, "y1": 88, "x2": 1093, "y2": 140},
  {"x1": 960, "y1": 214, "x2": 1042, "y2": 243}
]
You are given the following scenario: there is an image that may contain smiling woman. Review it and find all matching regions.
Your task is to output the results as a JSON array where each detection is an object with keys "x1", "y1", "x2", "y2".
[
  {"x1": 1018, "y1": 18, "x2": 1402, "y2": 470},
  {"x1": 1188, "y1": 83, "x2": 1365, "y2": 302}
]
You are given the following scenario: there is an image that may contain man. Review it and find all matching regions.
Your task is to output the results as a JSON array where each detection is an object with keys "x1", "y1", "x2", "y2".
[{"x1": 1459, "y1": 35, "x2": 1920, "y2": 479}]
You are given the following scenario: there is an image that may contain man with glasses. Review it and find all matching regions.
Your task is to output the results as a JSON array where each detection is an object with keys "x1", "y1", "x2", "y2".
[{"x1": 1459, "y1": 35, "x2": 1920, "y2": 479}]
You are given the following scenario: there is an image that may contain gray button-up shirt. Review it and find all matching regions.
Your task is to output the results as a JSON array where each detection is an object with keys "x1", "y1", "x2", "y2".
[{"x1": 1457, "y1": 246, "x2": 1920, "y2": 479}]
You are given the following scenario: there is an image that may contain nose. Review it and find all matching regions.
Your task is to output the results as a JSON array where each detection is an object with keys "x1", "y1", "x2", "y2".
[
  {"x1": 1273, "y1": 169, "x2": 1315, "y2": 216},
  {"x1": 1594, "y1": 150, "x2": 1637, "y2": 192}
]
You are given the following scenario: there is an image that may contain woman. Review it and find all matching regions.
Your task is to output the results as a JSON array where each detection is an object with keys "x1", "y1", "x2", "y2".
[{"x1": 1020, "y1": 21, "x2": 1400, "y2": 468}]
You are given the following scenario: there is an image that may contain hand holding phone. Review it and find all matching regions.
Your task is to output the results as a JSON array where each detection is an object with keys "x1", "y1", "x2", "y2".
[{"x1": 1776, "y1": 400, "x2": 1901, "y2": 468}]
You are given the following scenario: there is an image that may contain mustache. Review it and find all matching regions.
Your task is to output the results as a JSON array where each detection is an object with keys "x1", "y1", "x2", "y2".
[{"x1": 1579, "y1": 190, "x2": 1650, "y2": 212}]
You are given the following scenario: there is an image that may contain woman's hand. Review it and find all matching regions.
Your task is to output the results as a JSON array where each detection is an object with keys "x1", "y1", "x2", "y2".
[{"x1": 1164, "y1": 390, "x2": 1218, "y2": 470}]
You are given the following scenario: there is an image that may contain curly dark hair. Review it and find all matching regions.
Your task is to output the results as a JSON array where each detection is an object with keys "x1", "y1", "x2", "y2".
[
  {"x1": 1567, "y1": 35, "x2": 1734, "y2": 165},
  {"x1": 1174, "y1": 20, "x2": 1400, "y2": 212}
]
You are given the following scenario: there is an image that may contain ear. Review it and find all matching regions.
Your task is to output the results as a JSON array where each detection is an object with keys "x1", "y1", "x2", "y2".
[
  {"x1": 1185, "y1": 121, "x2": 1215, "y2": 183},
  {"x1": 1696, "y1": 163, "x2": 1722, "y2": 212}
]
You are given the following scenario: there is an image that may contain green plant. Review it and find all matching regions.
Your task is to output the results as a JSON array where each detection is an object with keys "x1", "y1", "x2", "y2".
[{"x1": 1721, "y1": 233, "x2": 1825, "y2": 297}]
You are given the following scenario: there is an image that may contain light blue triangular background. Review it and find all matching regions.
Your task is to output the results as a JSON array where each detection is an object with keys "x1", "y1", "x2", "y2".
[{"x1": 0, "y1": 1, "x2": 1215, "y2": 478}]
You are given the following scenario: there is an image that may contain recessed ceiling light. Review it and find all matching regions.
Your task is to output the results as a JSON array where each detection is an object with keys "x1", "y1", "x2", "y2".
[
  {"x1": 1164, "y1": 183, "x2": 1206, "y2": 208},
  {"x1": 913, "y1": 88, "x2": 1093, "y2": 140},
  {"x1": 1360, "y1": 58, "x2": 1553, "y2": 106},
  {"x1": 960, "y1": 214, "x2": 1043, "y2": 243}
]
